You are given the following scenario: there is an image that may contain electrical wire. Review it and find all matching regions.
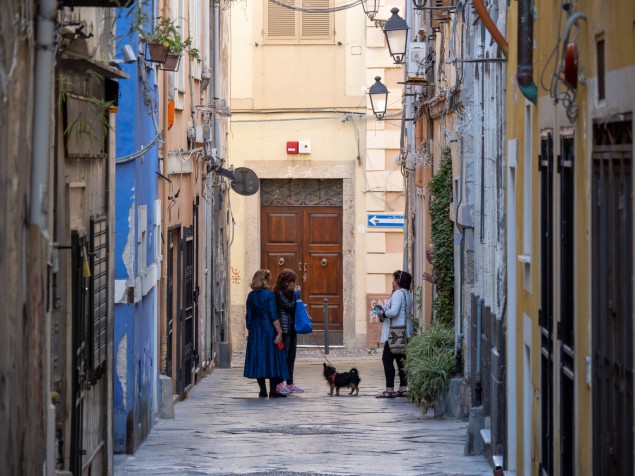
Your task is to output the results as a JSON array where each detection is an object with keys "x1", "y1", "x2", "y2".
[
  {"x1": 269, "y1": 0, "x2": 364, "y2": 14},
  {"x1": 115, "y1": 134, "x2": 164, "y2": 164}
]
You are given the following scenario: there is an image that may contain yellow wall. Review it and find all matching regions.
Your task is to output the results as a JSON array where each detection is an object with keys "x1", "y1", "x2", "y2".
[{"x1": 508, "y1": 0, "x2": 635, "y2": 474}]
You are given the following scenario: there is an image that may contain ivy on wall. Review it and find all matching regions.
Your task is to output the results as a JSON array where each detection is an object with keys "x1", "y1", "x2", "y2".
[
  {"x1": 428, "y1": 146, "x2": 455, "y2": 326},
  {"x1": 404, "y1": 146, "x2": 456, "y2": 411}
]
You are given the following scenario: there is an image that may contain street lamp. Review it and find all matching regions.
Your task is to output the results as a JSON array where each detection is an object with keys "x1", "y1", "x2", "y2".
[
  {"x1": 368, "y1": 76, "x2": 388, "y2": 120},
  {"x1": 412, "y1": 0, "x2": 427, "y2": 9},
  {"x1": 361, "y1": 0, "x2": 379, "y2": 20},
  {"x1": 382, "y1": 7, "x2": 409, "y2": 64}
]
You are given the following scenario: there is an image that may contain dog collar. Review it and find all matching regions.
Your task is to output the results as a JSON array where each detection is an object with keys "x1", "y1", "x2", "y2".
[{"x1": 328, "y1": 372, "x2": 338, "y2": 383}]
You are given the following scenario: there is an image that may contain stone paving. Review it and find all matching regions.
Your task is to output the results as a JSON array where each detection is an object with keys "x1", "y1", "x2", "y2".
[{"x1": 114, "y1": 350, "x2": 492, "y2": 476}]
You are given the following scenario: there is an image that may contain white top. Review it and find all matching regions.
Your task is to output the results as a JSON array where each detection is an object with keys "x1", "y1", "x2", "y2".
[{"x1": 380, "y1": 288, "x2": 413, "y2": 344}]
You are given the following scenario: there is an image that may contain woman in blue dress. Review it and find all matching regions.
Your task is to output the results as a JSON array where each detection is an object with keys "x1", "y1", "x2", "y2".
[{"x1": 243, "y1": 269, "x2": 290, "y2": 398}]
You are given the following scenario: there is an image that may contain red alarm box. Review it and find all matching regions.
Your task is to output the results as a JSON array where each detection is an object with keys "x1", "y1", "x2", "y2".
[{"x1": 287, "y1": 141, "x2": 299, "y2": 154}]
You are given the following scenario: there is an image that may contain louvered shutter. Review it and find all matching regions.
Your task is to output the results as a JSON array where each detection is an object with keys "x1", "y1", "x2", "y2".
[
  {"x1": 267, "y1": 0, "x2": 296, "y2": 38},
  {"x1": 301, "y1": 0, "x2": 331, "y2": 38}
]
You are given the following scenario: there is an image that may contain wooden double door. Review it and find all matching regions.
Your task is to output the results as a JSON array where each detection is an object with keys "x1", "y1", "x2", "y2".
[{"x1": 261, "y1": 206, "x2": 343, "y2": 345}]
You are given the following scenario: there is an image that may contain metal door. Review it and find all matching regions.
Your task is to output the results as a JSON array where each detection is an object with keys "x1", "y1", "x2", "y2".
[
  {"x1": 592, "y1": 118, "x2": 633, "y2": 476},
  {"x1": 559, "y1": 136, "x2": 575, "y2": 476},
  {"x1": 165, "y1": 229, "x2": 176, "y2": 378},
  {"x1": 70, "y1": 231, "x2": 88, "y2": 476},
  {"x1": 539, "y1": 132, "x2": 554, "y2": 476},
  {"x1": 260, "y1": 179, "x2": 343, "y2": 345},
  {"x1": 182, "y1": 225, "x2": 195, "y2": 391}
]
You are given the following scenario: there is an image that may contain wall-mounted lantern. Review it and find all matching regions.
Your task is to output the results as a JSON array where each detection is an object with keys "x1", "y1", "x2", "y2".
[
  {"x1": 383, "y1": 8, "x2": 409, "y2": 64},
  {"x1": 362, "y1": 0, "x2": 379, "y2": 20},
  {"x1": 368, "y1": 76, "x2": 389, "y2": 120}
]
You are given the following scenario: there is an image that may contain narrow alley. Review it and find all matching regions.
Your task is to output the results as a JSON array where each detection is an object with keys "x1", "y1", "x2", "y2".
[{"x1": 114, "y1": 351, "x2": 491, "y2": 476}]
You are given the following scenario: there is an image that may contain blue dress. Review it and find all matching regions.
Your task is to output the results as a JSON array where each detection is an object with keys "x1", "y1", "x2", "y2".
[{"x1": 243, "y1": 289, "x2": 290, "y2": 380}]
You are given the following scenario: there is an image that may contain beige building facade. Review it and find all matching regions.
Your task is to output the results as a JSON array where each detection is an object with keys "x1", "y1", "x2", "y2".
[{"x1": 229, "y1": 0, "x2": 407, "y2": 351}]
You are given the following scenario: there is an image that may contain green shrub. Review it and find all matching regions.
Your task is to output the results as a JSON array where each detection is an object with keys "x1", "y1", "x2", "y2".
[{"x1": 404, "y1": 321, "x2": 455, "y2": 411}]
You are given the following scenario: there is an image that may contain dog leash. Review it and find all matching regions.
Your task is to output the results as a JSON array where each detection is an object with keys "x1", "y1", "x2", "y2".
[{"x1": 309, "y1": 330, "x2": 334, "y2": 367}]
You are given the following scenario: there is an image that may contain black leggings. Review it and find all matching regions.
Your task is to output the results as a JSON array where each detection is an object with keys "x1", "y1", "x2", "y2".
[
  {"x1": 257, "y1": 377, "x2": 283, "y2": 395},
  {"x1": 282, "y1": 332, "x2": 298, "y2": 385},
  {"x1": 382, "y1": 341, "x2": 407, "y2": 388}
]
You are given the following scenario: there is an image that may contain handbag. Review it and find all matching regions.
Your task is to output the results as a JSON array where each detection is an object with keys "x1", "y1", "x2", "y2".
[
  {"x1": 294, "y1": 290, "x2": 313, "y2": 334},
  {"x1": 388, "y1": 325, "x2": 408, "y2": 355},
  {"x1": 387, "y1": 290, "x2": 410, "y2": 355}
]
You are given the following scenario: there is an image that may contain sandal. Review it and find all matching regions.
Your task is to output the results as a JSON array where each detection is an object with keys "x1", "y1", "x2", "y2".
[
  {"x1": 375, "y1": 391, "x2": 396, "y2": 399},
  {"x1": 395, "y1": 390, "x2": 408, "y2": 397}
]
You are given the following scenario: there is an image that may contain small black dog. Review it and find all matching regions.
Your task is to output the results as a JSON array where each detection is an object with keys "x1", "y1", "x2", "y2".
[{"x1": 323, "y1": 363, "x2": 361, "y2": 396}]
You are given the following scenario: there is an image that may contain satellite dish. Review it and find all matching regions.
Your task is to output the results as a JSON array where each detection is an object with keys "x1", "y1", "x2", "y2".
[{"x1": 231, "y1": 167, "x2": 260, "y2": 196}]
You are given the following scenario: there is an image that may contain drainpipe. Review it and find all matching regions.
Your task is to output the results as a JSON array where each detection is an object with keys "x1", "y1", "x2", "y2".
[
  {"x1": 161, "y1": 0, "x2": 170, "y2": 383},
  {"x1": 472, "y1": 0, "x2": 508, "y2": 57},
  {"x1": 30, "y1": 0, "x2": 56, "y2": 234},
  {"x1": 403, "y1": 0, "x2": 415, "y2": 273},
  {"x1": 517, "y1": 0, "x2": 537, "y2": 104},
  {"x1": 475, "y1": 296, "x2": 485, "y2": 406}
]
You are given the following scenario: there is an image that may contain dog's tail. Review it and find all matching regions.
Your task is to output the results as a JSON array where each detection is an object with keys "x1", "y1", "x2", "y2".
[{"x1": 350, "y1": 368, "x2": 359, "y2": 374}]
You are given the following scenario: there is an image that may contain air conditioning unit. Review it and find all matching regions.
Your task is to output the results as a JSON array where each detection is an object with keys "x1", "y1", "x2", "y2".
[{"x1": 407, "y1": 42, "x2": 428, "y2": 80}]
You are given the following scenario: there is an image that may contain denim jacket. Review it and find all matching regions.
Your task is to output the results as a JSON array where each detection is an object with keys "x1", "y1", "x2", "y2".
[{"x1": 380, "y1": 288, "x2": 413, "y2": 344}]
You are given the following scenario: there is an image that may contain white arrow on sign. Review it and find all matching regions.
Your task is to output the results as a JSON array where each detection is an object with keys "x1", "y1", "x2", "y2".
[{"x1": 368, "y1": 214, "x2": 405, "y2": 226}]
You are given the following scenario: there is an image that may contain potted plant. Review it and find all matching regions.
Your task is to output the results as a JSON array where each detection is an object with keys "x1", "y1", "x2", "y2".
[
  {"x1": 145, "y1": 16, "x2": 178, "y2": 63},
  {"x1": 160, "y1": 34, "x2": 191, "y2": 72},
  {"x1": 144, "y1": 16, "x2": 199, "y2": 71}
]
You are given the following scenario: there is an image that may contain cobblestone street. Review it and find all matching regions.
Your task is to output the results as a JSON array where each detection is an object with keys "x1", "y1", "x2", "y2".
[{"x1": 114, "y1": 350, "x2": 491, "y2": 476}]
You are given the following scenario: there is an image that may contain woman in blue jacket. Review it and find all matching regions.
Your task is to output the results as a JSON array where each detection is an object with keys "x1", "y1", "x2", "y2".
[{"x1": 243, "y1": 269, "x2": 290, "y2": 398}]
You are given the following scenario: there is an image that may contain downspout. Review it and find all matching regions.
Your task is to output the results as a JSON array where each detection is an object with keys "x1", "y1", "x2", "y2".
[
  {"x1": 202, "y1": 0, "x2": 212, "y2": 365},
  {"x1": 472, "y1": 0, "x2": 508, "y2": 58},
  {"x1": 161, "y1": 1, "x2": 170, "y2": 383},
  {"x1": 517, "y1": 0, "x2": 537, "y2": 104},
  {"x1": 213, "y1": 0, "x2": 220, "y2": 160},
  {"x1": 403, "y1": 2, "x2": 415, "y2": 273},
  {"x1": 30, "y1": 0, "x2": 56, "y2": 234},
  {"x1": 475, "y1": 296, "x2": 485, "y2": 406}
]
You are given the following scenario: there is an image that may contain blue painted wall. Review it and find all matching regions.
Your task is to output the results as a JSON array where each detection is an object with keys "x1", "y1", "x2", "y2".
[{"x1": 113, "y1": 3, "x2": 161, "y2": 454}]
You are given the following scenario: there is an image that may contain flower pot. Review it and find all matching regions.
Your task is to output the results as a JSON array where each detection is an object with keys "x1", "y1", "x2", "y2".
[
  {"x1": 160, "y1": 53, "x2": 181, "y2": 72},
  {"x1": 146, "y1": 42, "x2": 169, "y2": 63}
]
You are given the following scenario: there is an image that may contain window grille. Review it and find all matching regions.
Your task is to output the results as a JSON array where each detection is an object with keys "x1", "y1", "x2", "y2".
[{"x1": 89, "y1": 216, "x2": 108, "y2": 380}]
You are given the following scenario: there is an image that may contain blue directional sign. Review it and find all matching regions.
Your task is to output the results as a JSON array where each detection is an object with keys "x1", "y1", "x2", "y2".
[{"x1": 367, "y1": 214, "x2": 405, "y2": 227}]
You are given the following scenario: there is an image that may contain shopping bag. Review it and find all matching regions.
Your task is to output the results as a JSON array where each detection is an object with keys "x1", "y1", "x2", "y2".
[{"x1": 294, "y1": 290, "x2": 313, "y2": 334}]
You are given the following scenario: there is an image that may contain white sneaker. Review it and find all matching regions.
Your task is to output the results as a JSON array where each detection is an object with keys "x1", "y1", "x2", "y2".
[
  {"x1": 286, "y1": 383, "x2": 304, "y2": 393},
  {"x1": 276, "y1": 383, "x2": 291, "y2": 395}
]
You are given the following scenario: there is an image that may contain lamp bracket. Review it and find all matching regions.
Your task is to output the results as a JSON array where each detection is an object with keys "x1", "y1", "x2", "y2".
[{"x1": 373, "y1": 19, "x2": 387, "y2": 28}]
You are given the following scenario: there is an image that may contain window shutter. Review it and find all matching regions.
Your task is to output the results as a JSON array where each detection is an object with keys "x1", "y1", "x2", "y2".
[
  {"x1": 301, "y1": 0, "x2": 331, "y2": 38},
  {"x1": 267, "y1": 0, "x2": 296, "y2": 37}
]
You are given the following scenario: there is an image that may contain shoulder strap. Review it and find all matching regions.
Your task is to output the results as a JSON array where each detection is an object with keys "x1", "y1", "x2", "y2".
[{"x1": 400, "y1": 289, "x2": 411, "y2": 321}]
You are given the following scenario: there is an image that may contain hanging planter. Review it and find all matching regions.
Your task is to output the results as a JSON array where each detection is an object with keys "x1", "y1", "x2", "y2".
[
  {"x1": 160, "y1": 53, "x2": 181, "y2": 72},
  {"x1": 145, "y1": 42, "x2": 169, "y2": 63},
  {"x1": 145, "y1": 16, "x2": 194, "y2": 71}
]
